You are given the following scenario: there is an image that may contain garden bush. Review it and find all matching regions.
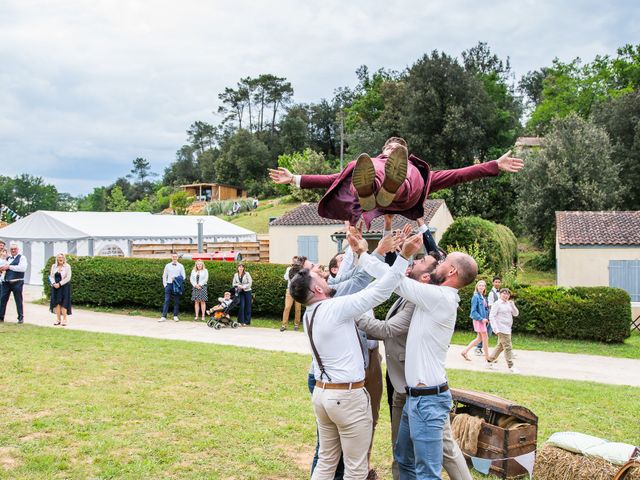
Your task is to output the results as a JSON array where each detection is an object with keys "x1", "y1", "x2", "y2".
[
  {"x1": 440, "y1": 216, "x2": 517, "y2": 275},
  {"x1": 454, "y1": 283, "x2": 631, "y2": 343},
  {"x1": 45, "y1": 257, "x2": 632, "y2": 342}
]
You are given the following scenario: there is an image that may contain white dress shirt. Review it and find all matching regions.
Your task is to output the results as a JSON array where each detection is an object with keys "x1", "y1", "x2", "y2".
[
  {"x1": 362, "y1": 256, "x2": 460, "y2": 388},
  {"x1": 7, "y1": 254, "x2": 28, "y2": 273},
  {"x1": 304, "y1": 253, "x2": 408, "y2": 383},
  {"x1": 163, "y1": 262, "x2": 186, "y2": 287},
  {"x1": 489, "y1": 299, "x2": 519, "y2": 334},
  {"x1": 190, "y1": 269, "x2": 209, "y2": 286}
]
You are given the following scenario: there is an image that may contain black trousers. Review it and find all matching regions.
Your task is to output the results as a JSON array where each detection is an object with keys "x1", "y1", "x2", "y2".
[{"x1": 0, "y1": 281, "x2": 24, "y2": 321}]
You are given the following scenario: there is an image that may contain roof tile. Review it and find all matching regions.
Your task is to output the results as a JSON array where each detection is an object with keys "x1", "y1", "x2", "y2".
[{"x1": 556, "y1": 211, "x2": 640, "y2": 246}]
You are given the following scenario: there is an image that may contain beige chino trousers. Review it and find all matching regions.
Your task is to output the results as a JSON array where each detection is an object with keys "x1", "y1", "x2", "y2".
[{"x1": 311, "y1": 386, "x2": 372, "y2": 480}]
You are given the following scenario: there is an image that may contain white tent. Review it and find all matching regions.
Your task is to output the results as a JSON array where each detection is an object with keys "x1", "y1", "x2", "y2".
[{"x1": 0, "y1": 211, "x2": 257, "y2": 284}]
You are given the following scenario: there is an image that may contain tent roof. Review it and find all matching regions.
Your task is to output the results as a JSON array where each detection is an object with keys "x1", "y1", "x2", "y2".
[{"x1": 0, "y1": 211, "x2": 256, "y2": 241}]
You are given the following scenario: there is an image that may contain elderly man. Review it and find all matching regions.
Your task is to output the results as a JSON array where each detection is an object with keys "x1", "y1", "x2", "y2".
[
  {"x1": 0, "y1": 242, "x2": 28, "y2": 324},
  {"x1": 269, "y1": 138, "x2": 523, "y2": 228},
  {"x1": 359, "y1": 246, "x2": 478, "y2": 479},
  {"x1": 356, "y1": 248, "x2": 472, "y2": 480},
  {"x1": 290, "y1": 234, "x2": 423, "y2": 480}
]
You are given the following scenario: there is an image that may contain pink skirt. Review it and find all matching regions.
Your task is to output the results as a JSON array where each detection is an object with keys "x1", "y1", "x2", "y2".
[{"x1": 473, "y1": 320, "x2": 487, "y2": 333}]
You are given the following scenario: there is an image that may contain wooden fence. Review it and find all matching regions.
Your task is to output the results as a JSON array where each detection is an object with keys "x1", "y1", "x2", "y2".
[{"x1": 131, "y1": 235, "x2": 270, "y2": 263}]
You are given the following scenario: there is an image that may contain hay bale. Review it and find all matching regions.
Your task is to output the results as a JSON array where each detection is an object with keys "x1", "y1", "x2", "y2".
[{"x1": 534, "y1": 445, "x2": 640, "y2": 480}]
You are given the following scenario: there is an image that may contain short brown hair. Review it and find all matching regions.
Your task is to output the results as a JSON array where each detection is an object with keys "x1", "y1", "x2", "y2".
[{"x1": 384, "y1": 137, "x2": 408, "y2": 149}]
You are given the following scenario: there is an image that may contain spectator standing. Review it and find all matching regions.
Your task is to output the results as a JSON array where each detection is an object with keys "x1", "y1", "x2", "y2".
[
  {"x1": 160, "y1": 253, "x2": 185, "y2": 322},
  {"x1": 232, "y1": 263, "x2": 253, "y2": 326},
  {"x1": 488, "y1": 288, "x2": 520, "y2": 373},
  {"x1": 49, "y1": 253, "x2": 72, "y2": 326},
  {"x1": 0, "y1": 242, "x2": 28, "y2": 324},
  {"x1": 281, "y1": 256, "x2": 303, "y2": 332},
  {"x1": 460, "y1": 280, "x2": 491, "y2": 365},
  {"x1": 476, "y1": 275, "x2": 501, "y2": 355},
  {"x1": 190, "y1": 260, "x2": 209, "y2": 321}
]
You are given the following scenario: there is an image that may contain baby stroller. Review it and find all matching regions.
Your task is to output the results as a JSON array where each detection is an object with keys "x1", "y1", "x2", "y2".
[{"x1": 206, "y1": 288, "x2": 240, "y2": 330}]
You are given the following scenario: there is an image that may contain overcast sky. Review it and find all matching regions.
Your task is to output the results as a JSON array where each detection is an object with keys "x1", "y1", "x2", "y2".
[{"x1": 1, "y1": 0, "x2": 638, "y2": 196}]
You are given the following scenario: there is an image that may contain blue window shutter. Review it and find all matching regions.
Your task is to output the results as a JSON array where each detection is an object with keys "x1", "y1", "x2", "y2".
[
  {"x1": 309, "y1": 236, "x2": 319, "y2": 263},
  {"x1": 298, "y1": 236, "x2": 319, "y2": 263},
  {"x1": 609, "y1": 260, "x2": 640, "y2": 302}
]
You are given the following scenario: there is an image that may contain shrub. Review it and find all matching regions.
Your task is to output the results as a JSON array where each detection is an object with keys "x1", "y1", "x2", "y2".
[
  {"x1": 44, "y1": 257, "x2": 632, "y2": 343},
  {"x1": 44, "y1": 256, "x2": 288, "y2": 318},
  {"x1": 454, "y1": 283, "x2": 631, "y2": 343},
  {"x1": 440, "y1": 216, "x2": 517, "y2": 275}
]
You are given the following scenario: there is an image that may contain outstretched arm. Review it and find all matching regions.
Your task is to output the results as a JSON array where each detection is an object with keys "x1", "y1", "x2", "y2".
[
  {"x1": 430, "y1": 150, "x2": 524, "y2": 192},
  {"x1": 268, "y1": 167, "x2": 340, "y2": 189}
]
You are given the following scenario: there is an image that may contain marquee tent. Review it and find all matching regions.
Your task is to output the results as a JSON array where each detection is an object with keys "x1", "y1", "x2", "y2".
[{"x1": 0, "y1": 211, "x2": 256, "y2": 284}]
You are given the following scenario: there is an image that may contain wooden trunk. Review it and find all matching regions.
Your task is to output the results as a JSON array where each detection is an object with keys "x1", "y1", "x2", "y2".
[{"x1": 450, "y1": 388, "x2": 538, "y2": 479}]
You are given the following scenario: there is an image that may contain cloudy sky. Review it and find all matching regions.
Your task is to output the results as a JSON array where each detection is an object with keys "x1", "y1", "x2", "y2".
[{"x1": 1, "y1": 0, "x2": 638, "y2": 196}]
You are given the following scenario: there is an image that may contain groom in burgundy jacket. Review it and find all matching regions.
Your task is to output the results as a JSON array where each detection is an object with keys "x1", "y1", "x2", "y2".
[{"x1": 269, "y1": 137, "x2": 523, "y2": 228}]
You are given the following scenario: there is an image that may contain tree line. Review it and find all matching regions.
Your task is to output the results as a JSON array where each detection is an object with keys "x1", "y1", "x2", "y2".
[{"x1": 5, "y1": 42, "x2": 639, "y2": 263}]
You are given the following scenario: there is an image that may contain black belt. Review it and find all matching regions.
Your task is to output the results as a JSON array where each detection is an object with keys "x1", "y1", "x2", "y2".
[{"x1": 405, "y1": 383, "x2": 449, "y2": 397}]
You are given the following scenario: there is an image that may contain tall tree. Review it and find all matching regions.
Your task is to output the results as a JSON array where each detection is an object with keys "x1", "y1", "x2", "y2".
[
  {"x1": 514, "y1": 114, "x2": 621, "y2": 246},
  {"x1": 106, "y1": 186, "x2": 129, "y2": 212},
  {"x1": 187, "y1": 121, "x2": 216, "y2": 155}
]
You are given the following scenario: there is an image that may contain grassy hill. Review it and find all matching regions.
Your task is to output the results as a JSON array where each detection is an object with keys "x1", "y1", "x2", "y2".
[{"x1": 221, "y1": 198, "x2": 301, "y2": 234}]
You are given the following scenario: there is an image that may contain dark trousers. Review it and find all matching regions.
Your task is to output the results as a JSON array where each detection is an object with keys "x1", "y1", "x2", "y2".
[
  {"x1": 162, "y1": 285, "x2": 180, "y2": 317},
  {"x1": 308, "y1": 373, "x2": 344, "y2": 480},
  {"x1": 0, "y1": 281, "x2": 24, "y2": 321},
  {"x1": 237, "y1": 290, "x2": 252, "y2": 325}
]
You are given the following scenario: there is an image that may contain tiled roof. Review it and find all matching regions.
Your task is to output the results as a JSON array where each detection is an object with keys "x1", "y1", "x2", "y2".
[
  {"x1": 515, "y1": 136, "x2": 545, "y2": 147},
  {"x1": 556, "y1": 211, "x2": 640, "y2": 246},
  {"x1": 270, "y1": 199, "x2": 446, "y2": 231}
]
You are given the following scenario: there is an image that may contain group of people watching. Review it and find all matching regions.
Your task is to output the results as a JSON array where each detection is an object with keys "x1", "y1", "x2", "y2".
[{"x1": 159, "y1": 253, "x2": 253, "y2": 325}]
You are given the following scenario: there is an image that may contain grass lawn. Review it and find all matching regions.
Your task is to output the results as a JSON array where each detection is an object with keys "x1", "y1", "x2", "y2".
[
  {"x1": 221, "y1": 199, "x2": 301, "y2": 234},
  {"x1": 1, "y1": 324, "x2": 639, "y2": 479}
]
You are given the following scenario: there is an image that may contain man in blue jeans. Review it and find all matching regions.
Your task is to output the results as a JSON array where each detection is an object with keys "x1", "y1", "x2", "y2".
[
  {"x1": 159, "y1": 253, "x2": 185, "y2": 322},
  {"x1": 360, "y1": 250, "x2": 478, "y2": 479}
]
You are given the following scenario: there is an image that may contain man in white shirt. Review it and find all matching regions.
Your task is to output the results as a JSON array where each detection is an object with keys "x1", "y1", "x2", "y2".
[
  {"x1": 360, "y1": 250, "x2": 478, "y2": 480},
  {"x1": 289, "y1": 234, "x2": 423, "y2": 480},
  {"x1": 0, "y1": 242, "x2": 29, "y2": 324},
  {"x1": 160, "y1": 253, "x2": 186, "y2": 322}
]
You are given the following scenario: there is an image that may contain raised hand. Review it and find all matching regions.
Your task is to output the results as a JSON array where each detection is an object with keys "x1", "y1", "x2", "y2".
[
  {"x1": 496, "y1": 150, "x2": 524, "y2": 173},
  {"x1": 401, "y1": 233, "x2": 424, "y2": 259},
  {"x1": 401, "y1": 222, "x2": 413, "y2": 237},
  {"x1": 375, "y1": 234, "x2": 403, "y2": 256},
  {"x1": 268, "y1": 167, "x2": 294, "y2": 184}
]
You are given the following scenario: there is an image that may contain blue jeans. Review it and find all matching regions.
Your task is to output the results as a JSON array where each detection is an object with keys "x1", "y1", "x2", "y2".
[
  {"x1": 308, "y1": 373, "x2": 344, "y2": 480},
  {"x1": 237, "y1": 290, "x2": 252, "y2": 325},
  {"x1": 395, "y1": 389, "x2": 452, "y2": 479},
  {"x1": 162, "y1": 285, "x2": 180, "y2": 317},
  {"x1": 476, "y1": 322, "x2": 493, "y2": 350}
]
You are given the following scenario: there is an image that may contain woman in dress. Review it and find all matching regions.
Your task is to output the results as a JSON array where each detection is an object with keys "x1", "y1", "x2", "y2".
[
  {"x1": 49, "y1": 253, "x2": 72, "y2": 326},
  {"x1": 460, "y1": 280, "x2": 491, "y2": 366},
  {"x1": 232, "y1": 263, "x2": 253, "y2": 326},
  {"x1": 190, "y1": 260, "x2": 209, "y2": 321}
]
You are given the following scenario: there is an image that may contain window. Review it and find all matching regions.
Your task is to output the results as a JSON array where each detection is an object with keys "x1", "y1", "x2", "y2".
[
  {"x1": 98, "y1": 245, "x2": 125, "y2": 257},
  {"x1": 609, "y1": 260, "x2": 640, "y2": 302},
  {"x1": 298, "y1": 236, "x2": 319, "y2": 263}
]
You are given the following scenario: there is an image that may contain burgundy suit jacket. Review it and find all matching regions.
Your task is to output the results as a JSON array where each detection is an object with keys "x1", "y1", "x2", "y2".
[{"x1": 300, "y1": 155, "x2": 500, "y2": 227}]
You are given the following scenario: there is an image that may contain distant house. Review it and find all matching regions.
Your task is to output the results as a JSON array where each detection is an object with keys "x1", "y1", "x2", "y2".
[
  {"x1": 269, "y1": 199, "x2": 453, "y2": 265},
  {"x1": 180, "y1": 183, "x2": 247, "y2": 202},
  {"x1": 515, "y1": 136, "x2": 545, "y2": 149},
  {"x1": 556, "y1": 211, "x2": 640, "y2": 319}
]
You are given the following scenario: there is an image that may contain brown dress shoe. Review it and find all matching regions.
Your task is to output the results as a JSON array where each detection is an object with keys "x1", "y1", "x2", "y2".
[
  {"x1": 351, "y1": 153, "x2": 376, "y2": 211},
  {"x1": 376, "y1": 145, "x2": 408, "y2": 207}
]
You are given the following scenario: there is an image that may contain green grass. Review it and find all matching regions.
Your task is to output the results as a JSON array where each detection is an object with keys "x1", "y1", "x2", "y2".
[
  {"x1": 0, "y1": 324, "x2": 638, "y2": 480},
  {"x1": 220, "y1": 199, "x2": 301, "y2": 234},
  {"x1": 451, "y1": 329, "x2": 640, "y2": 359},
  {"x1": 515, "y1": 239, "x2": 556, "y2": 286}
]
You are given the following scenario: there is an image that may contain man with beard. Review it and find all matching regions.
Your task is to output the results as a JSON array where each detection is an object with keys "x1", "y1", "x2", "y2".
[
  {"x1": 356, "y1": 247, "x2": 472, "y2": 480},
  {"x1": 289, "y1": 234, "x2": 423, "y2": 480},
  {"x1": 357, "y1": 244, "x2": 478, "y2": 479}
]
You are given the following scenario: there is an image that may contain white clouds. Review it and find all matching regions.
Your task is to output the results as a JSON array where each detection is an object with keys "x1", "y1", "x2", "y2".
[{"x1": 0, "y1": 0, "x2": 637, "y2": 194}]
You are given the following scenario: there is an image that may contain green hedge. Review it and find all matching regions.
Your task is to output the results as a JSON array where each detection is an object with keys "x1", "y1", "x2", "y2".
[
  {"x1": 454, "y1": 284, "x2": 631, "y2": 343},
  {"x1": 439, "y1": 216, "x2": 518, "y2": 275},
  {"x1": 45, "y1": 257, "x2": 632, "y2": 343},
  {"x1": 44, "y1": 256, "x2": 289, "y2": 317}
]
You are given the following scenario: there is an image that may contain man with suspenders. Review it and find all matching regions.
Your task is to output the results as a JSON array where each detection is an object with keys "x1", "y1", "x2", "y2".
[{"x1": 0, "y1": 242, "x2": 28, "y2": 323}]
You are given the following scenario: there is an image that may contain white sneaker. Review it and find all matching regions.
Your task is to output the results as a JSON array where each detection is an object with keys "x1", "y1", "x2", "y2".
[
  {"x1": 485, "y1": 361, "x2": 494, "y2": 369},
  {"x1": 509, "y1": 367, "x2": 520, "y2": 374},
  {"x1": 173, "y1": 316, "x2": 180, "y2": 322},
  {"x1": 158, "y1": 317, "x2": 166, "y2": 322}
]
